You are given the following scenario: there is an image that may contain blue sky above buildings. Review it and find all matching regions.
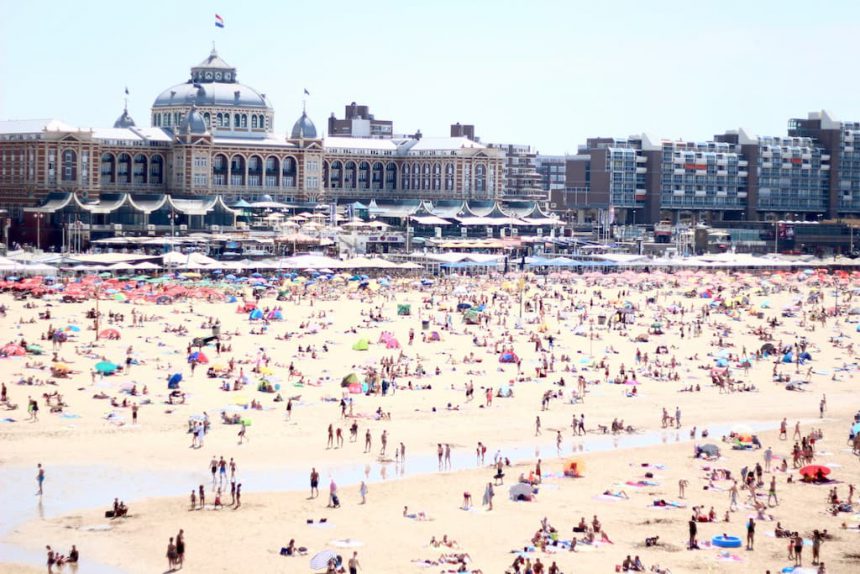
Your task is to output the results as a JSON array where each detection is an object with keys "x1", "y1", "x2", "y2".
[{"x1": 1, "y1": 0, "x2": 858, "y2": 154}]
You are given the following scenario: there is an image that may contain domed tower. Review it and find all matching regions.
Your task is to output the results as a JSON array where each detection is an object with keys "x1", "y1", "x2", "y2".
[
  {"x1": 113, "y1": 106, "x2": 136, "y2": 129},
  {"x1": 150, "y1": 47, "x2": 273, "y2": 138}
]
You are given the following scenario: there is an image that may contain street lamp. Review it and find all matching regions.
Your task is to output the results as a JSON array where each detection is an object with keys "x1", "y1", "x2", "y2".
[{"x1": 35, "y1": 213, "x2": 44, "y2": 250}]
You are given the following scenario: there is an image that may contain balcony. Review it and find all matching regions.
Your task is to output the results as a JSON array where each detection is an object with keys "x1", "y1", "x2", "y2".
[
  {"x1": 636, "y1": 156, "x2": 647, "y2": 163},
  {"x1": 636, "y1": 167, "x2": 647, "y2": 174}
]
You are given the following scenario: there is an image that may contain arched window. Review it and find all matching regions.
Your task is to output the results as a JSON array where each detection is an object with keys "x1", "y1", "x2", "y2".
[
  {"x1": 282, "y1": 156, "x2": 296, "y2": 187},
  {"x1": 385, "y1": 163, "x2": 397, "y2": 190},
  {"x1": 150, "y1": 155, "x2": 164, "y2": 185},
  {"x1": 432, "y1": 162, "x2": 442, "y2": 191},
  {"x1": 212, "y1": 153, "x2": 228, "y2": 186},
  {"x1": 344, "y1": 161, "x2": 357, "y2": 189},
  {"x1": 61, "y1": 149, "x2": 77, "y2": 182},
  {"x1": 265, "y1": 156, "x2": 279, "y2": 187},
  {"x1": 445, "y1": 163, "x2": 455, "y2": 191},
  {"x1": 203, "y1": 112, "x2": 211, "y2": 129},
  {"x1": 133, "y1": 154, "x2": 147, "y2": 184},
  {"x1": 117, "y1": 153, "x2": 132, "y2": 184},
  {"x1": 330, "y1": 161, "x2": 343, "y2": 189},
  {"x1": 248, "y1": 155, "x2": 263, "y2": 186},
  {"x1": 371, "y1": 162, "x2": 384, "y2": 190},
  {"x1": 100, "y1": 153, "x2": 115, "y2": 184},
  {"x1": 230, "y1": 155, "x2": 246, "y2": 186},
  {"x1": 401, "y1": 164, "x2": 410, "y2": 190},
  {"x1": 411, "y1": 162, "x2": 420, "y2": 191},
  {"x1": 251, "y1": 115, "x2": 259, "y2": 129},
  {"x1": 234, "y1": 114, "x2": 241, "y2": 128}
]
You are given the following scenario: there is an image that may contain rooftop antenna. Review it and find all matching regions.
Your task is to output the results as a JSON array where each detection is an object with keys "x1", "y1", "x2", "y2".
[{"x1": 123, "y1": 86, "x2": 129, "y2": 112}]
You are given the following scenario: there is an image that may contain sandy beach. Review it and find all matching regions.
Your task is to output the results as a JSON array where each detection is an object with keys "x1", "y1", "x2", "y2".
[{"x1": 1, "y1": 269, "x2": 859, "y2": 574}]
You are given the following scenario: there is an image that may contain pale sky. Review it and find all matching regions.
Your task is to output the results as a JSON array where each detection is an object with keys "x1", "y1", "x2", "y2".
[{"x1": 2, "y1": 0, "x2": 859, "y2": 154}]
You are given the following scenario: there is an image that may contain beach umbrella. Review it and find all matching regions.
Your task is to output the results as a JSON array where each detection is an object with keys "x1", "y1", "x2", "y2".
[
  {"x1": 65, "y1": 325, "x2": 81, "y2": 332},
  {"x1": 168, "y1": 373, "x2": 183, "y2": 386},
  {"x1": 95, "y1": 361, "x2": 118, "y2": 374},
  {"x1": 799, "y1": 465, "x2": 831, "y2": 478},
  {"x1": 52, "y1": 362, "x2": 71, "y2": 373},
  {"x1": 309, "y1": 550, "x2": 338, "y2": 570}
]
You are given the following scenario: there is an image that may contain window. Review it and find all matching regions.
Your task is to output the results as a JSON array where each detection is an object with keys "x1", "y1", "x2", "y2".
[{"x1": 61, "y1": 149, "x2": 77, "y2": 182}]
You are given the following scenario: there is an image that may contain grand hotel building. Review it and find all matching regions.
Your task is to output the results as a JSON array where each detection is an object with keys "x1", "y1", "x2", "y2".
[{"x1": 0, "y1": 49, "x2": 508, "y2": 243}]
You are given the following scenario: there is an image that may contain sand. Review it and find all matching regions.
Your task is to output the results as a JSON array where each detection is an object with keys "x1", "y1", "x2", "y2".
[{"x1": 1, "y1": 270, "x2": 859, "y2": 573}]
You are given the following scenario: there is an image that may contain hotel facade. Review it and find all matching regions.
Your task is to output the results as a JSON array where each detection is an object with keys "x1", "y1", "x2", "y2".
[{"x1": 0, "y1": 49, "x2": 509, "y2": 244}]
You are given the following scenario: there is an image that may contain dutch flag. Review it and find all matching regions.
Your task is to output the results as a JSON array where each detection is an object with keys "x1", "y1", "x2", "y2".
[{"x1": 215, "y1": 14, "x2": 224, "y2": 28}]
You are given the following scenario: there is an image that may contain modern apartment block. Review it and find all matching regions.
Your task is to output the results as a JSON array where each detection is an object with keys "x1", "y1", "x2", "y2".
[
  {"x1": 534, "y1": 154, "x2": 567, "y2": 195},
  {"x1": 326, "y1": 102, "x2": 393, "y2": 139},
  {"x1": 485, "y1": 142, "x2": 544, "y2": 201},
  {"x1": 551, "y1": 111, "x2": 860, "y2": 225}
]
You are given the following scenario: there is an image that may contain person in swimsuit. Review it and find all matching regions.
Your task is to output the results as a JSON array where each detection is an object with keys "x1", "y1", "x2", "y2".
[
  {"x1": 176, "y1": 529, "x2": 185, "y2": 568},
  {"x1": 310, "y1": 468, "x2": 319, "y2": 498},
  {"x1": 348, "y1": 551, "x2": 361, "y2": 574},
  {"x1": 47, "y1": 545, "x2": 56, "y2": 573},
  {"x1": 37, "y1": 463, "x2": 45, "y2": 495}
]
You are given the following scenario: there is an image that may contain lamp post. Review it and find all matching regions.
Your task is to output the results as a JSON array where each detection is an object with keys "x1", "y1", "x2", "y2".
[{"x1": 35, "y1": 213, "x2": 44, "y2": 250}]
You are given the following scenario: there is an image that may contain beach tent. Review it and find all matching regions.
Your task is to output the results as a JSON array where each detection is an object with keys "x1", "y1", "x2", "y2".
[
  {"x1": 699, "y1": 444, "x2": 720, "y2": 457},
  {"x1": 782, "y1": 352, "x2": 793, "y2": 363},
  {"x1": 168, "y1": 373, "x2": 183, "y2": 388},
  {"x1": 352, "y1": 338, "x2": 369, "y2": 351},
  {"x1": 464, "y1": 309, "x2": 481, "y2": 325},
  {"x1": 563, "y1": 459, "x2": 585, "y2": 477},
  {"x1": 1, "y1": 343, "x2": 26, "y2": 356},
  {"x1": 397, "y1": 304, "x2": 411, "y2": 316},
  {"x1": 428, "y1": 331, "x2": 441, "y2": 342},
  {"x1": 99, "y1": 328, "x2": 121, "y2": 340},
  {"x1": 188, "y1": 351, "x2": 209, "y2": 364},
  {"x1": 266, "y1": 309, "x2": 283, "y2": 320},
  {"x1": 341, "y1": 373, "x2": 360, "y2": 387},
  {"x1": 799, "y1": 465, "x2": 831, "y2": 480},
  {"x1": 509, "y1": 483, "x2": 534, "y2": 501},
  {"x1": 499, "y1": 351, "x2": 519, "y2": 364},
  {"x1": 95, "y1": 360, "x2": 118, "y2": 374},
  {"x1": 249, "y1": 308, "x2": 264, "y2": 320}
]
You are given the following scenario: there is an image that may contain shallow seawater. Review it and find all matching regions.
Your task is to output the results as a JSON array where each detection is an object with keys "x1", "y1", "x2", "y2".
[{"x1": 0, "y1": 419, "x2": 777, "y2": 572}]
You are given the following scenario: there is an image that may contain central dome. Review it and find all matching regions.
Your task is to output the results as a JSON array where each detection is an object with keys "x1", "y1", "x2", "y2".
[
  {"x1": 151, "y1": 48, "x2": 271, "y2": 110},
  {"x1": 153, "y1": 82, "x2": 269, "y2": 109}
]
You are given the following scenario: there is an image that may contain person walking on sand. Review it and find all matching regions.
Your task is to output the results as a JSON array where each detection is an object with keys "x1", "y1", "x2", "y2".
[
  {"x1": 678, "y1": 479, "x2": 688, "y2": 499},
  {"x1": 166, "y1": 537, "x2": 177, "y2": 571},
  {"x1": 779, "y1": 418, "x2": 787, "y2": 440},
  {"x1": 675, "y1": 406, "x2": 681, "y2": 429},
  {"x1": 483, "y1": 482, "x2": 495, "y2": 510},
  {"x1": 768, "y1": 476, "x2": 779, "y2": 506},
  {"x1": 47, "y1": 545, "x2": 55, "y2": 573},
  {"x1": 359, "y1": 480, "x2": 367, "y2": 504},
  {"x1": 348, "y1": 551, "x2": 361, "y2": 574},
  {"x1": 535, "y1": 415, "x2": 542, "y2": 436},
  {"x1": 176, "y1": 529, "x2": 185, "y2": 569},
  {"x1": 36, "y1": 463, "x2": 45, "y2": 495},
  {"x1": 445, "y1": 443, "x2": 452, "y2": 470},
  {"x1": 380, "y1": 430, "x2": 388, "y2": 456},
  {"x1": 729, "y1": 480, "x2": 739, "y2": 511},
  {"x1": 238, "y1": 422, "x2": 248, "y2": 444},
  {"x1": 764, "y1": 446, "x2": 773, "y2": 472},
  {"x1": 364, "y1": 428, "x2": 372, "y2": 453},
  {"x1": 746, "y1": 517, "x2": 756, "y2": 550},
  {"x1": 310, "y1": 467, "x2": 320, "y2": 498}
]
